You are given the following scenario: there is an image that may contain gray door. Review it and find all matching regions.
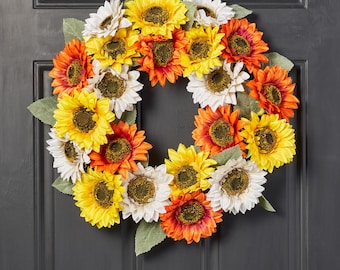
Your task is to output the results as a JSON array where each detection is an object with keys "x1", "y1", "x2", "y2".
[{"x1": 1, "y1": 0, "x2": 339, "y2": 269}]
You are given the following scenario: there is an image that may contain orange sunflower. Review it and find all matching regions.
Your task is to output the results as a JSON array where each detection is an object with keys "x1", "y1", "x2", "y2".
[
  {"x1": 192, "y1": 105, "x2": 246, "y2": 156},
  {"x1": 247, "y1": 65, "x2": 299, "y2": 122},
  {"x1": 160, "y1": 191, "x2": 223, "y2": 244},
  {"x1": 89, "y1": 121, "x2": 152, "y2": 179},
  {"x1": 137, "y1": 29, "x2": 189, "y2": 87},
  {"x1": 49, "y1": 38, "x2": 94, "y2": 97},
  {"x1": 220, "y1": 18, "x2": 269, "y2": 74}
]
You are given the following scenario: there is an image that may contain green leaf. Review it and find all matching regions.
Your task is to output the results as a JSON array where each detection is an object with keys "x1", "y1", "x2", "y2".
[
  {"x1": 117, "y1": 106, "x2": 137, "y2": 125},
  {"x1": 27, "y1": 96, "x2": 57, "y2": 126},
  {"x1": 265, "y1": 52, "x2": 294, "y2": 72},
  {"x1": 52, "y1": 177, "x2": 74, "y2": 195},
  {"x1": 230, "y1": 4, "x2": 253, "y2": 18},
  {"x1": 135, "y1": 221, "x2": 167, "y2": 256},
  {"x1": 234, "y1": 92, "x2": 262, "y2": 120},
  {"x1": 258, "y1": 195, "x2": 276, "y2": 212},
  {"x1": 183, "y1": 1, "x2": 197, "y2": 30},
  {"x1": 210, "y1": 145, "x2": 242, "y2": 166},
  {"x1": 63, "y1": 18, "x2": 84, "y2": 43}
]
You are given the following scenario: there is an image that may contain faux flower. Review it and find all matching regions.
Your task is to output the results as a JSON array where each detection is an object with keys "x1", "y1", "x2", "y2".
[
  {"x1": 125, "y1": 0, "x2": 188, "y2": 38},
  {"x1": 247, "y1": 65, "x2": 299, "y2": 122},
  {"x1": 73, "y1": 168, "x2": 125, "y2": 228},
  {"x1": 160, "y1": 191, "x2": 223, "y2": 244},
  {"x1": 46, "y1": 128, "x2": 91, "y2": 183},
  {"x1": 220, "y1": 18, "x2": 269, "y2": 73},
  {"x1": 49, "y1": 39, "x2": 94, "y2": 97},
  {"x1": 241, "y1": 112, "x2": 296, "y2": 173},
  {"x1": 121, "y1": 163, "x2": 173, "y2": 223},
  {"x1": 82, "y1": 0, "x2": 132, "y2": 40},
  {"x1": 53, "y1": 90, "x2": 115, "y2": 152},
  {"x1": 136, "y1": 29, "x2": 189, "y2": 87},
  {"x1": 192, "y1": 105, "x2": 246, "y2": 156},
  {"x1": 206, "y1": 157, "x2": 267, "y2": 214},
  {"x1": 89, "y1": 121, "x2": 152, "y2": 179},
  {"x1": 181, "y1": 25, "x2": 225, "y2": 77},
  {"x1": 187, "y1": 60, "x2": 250, "y2": 110},
  {"x1": 165, "y1": 143, "x2": 216, "y2": 196},
  {"x1": 86, "y1": 60, "x2": 143, "y2": 118}
]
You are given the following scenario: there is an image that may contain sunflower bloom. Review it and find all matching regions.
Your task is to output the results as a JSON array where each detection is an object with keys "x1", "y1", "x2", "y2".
[
  {"x1": 137, "y1": 29, "x2": 189, "y2": 87},
  {"x1": 89, "y1": 121, "x2": 152, "y2": 179},
  {"x1": 73, "y1": 168, "x2": 125, "y2": 228},
  {"x1": 247, "y1": 65, "x2": 299, "y2": 122},
  {"x1": 220, "y1": 18, "x2": 269, "y2": 73},
  {"x1": 241, "y1": 112, "x2": 296, "y2": 173},
  {"x1": 165, "y1": 144, "x2": 216, "y2": 196},
  {"x1": 192, "y1": 105, "x2": 246, "y2": 156},
  {"x1": 160, "y1": 191, "x2": 223, "y2": 244},
  {"x1": 49, "y1": 39, "x2": 94, "y2": 97},
  {"x1": 180, "y1": 26, "x2": 225, "y2": 77},
  {"x1": 125, "y1": 0, "x2": 188, "y2": 38},
  {"x1": 53, "y1": 90, "x2": 115, "y2": 152}
]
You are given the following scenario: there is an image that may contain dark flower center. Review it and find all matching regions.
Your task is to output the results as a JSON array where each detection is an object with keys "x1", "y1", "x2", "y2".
[
  {"x1": 64, "y1": 141, "x2": 77, "y2": 162},
  {"x1": 104, "y1": 39, "x2": 126, "y2": 60},
  {"x1": 209, "y1": 119, "x2": 233, "y2": 147},
  {"x1": 94, "y1": 182, "x2": 114, "y2": 208},
  {"x1": 97, "y1": 72, "x2": 126, "y2": 99},
  {"x1": 222, "y1": 169, "x2": 249, "y2": 195},
  {"x1": 100, "y1": 15, "x2": 113, "y2": 30},
  {"x1": 73, "y1": 107, "x2": 96, "y2": 133},
  {"x1": 105, "y1": 138, "x2": 131, "y2": 163},
  {"x1": 152, "y1": 41, "x2": 174, "y2": 66},
  {"x1": 197, "y1": 6, "x2": 216, "y2": 18},
  {"x1": 228, "y1": 34, "x2": 251, "y2": 56},
  {"x1": 263, "y1": 84, "x2": 282, "y2": 106},
  {"x1": 255, "y1": 127, "x2": 277, "y2": 153},
  {"x1": 207, "y1": 68, "x2": 231, "y2": 93},
  {"x1": 177, "y1": 200, "x2": 204, "y2": 224},
  {"x1": 66, "y1": 60, "x2": 82, "y2": 86},
  {"x1": 142, "y1": 6, "x2": 169, "y2": 25},
  {"x1": 189, "y1": 39, "x2": 210, "y2": 60},
  {"x1": 127, "y1": 176, "x2": 155, "y2": 204},
  {"x1": 176, "y1": 165, "x2": 197, "y2": 189}
]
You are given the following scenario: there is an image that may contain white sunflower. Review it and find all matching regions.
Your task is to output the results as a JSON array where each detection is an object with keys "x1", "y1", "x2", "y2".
[
  {"x1": 46, "y1": 128, "x2": 91, "y2": 183},
  {"x1": 86, "y1": 60, "x2": 142, "y2": 119},
  {"x1": 186, "y1": 61, "x2": 250, "y2": 111},
  {"x1": 206, "y1": 157, "x2": 267, "y2": 215},
  {"x1": 189, "y1": 0, "x2": 235, "y2": 27},
  {"x1": 121, "y1": 163, "x2": 173, "y2": 223},
  {"x1": 82, "y1": 0, "x2": 132, "y2": 41}
]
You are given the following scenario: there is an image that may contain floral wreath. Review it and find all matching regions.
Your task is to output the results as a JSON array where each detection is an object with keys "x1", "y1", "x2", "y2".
[{"x1": 28, "y1": 0, "x2": 299, "y2": 255}]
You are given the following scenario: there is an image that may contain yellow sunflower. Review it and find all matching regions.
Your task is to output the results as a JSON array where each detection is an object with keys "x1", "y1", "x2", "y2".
[
  {"x1": 73, "y1": 168, "x2": 125, "y2": 229},
  {"x1": 85, "y1": 28, "x2": 139, "y2": 72},
  {"x1": 180, "y1": 26, "x2": 225, "y2": 77},
  {"x1": 53, "y1": 90, "x2": 115, "y2": 152},
  {"x1": 165, "y1": 143, "x2": 216, "y2": 196},
  {"x1": 125, "y1": 0, "x2": 188, "y2": 38},
  {"x1": 240, "y1": 112, "x2": 296, "y2": 173}
]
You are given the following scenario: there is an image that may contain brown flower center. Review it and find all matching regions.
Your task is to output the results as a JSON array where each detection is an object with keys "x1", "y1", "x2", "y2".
[
  {"x1": 197, "y1": 6, "x2": 216, "y2": 18},
  {"x1": 222, "y1": 169, "x2": 249, "y2": 195},
  {"x1": 228, "y1": 34, "x2": 251, "y2": 56},
  {"x1": 142, "y1": 6, "x2": 169, "y2": 25},
  {"x1": 104, "y1": 39, "x2": 126, "y2": 60},
  {"x1": 263, "y1": 84, "x2": 282, "y2": 106},
  {"x1": 209, "y1": 119, "x2": 233, "y2": 147},
  {"x1": 73, "y1": 107, "x2": 96, "y2": 133},
  {"x1": 255, "y1": 127, "x2": 277, "y2": 153},
  {"x1": 105, "y1": 138, "x2": 131, "y2": 163},
  {"x1": 176, "y1": 165, "x2": 198, "y2": 190},
  {"x1": 177, "y1": 200, "x2": 204, "y2": 224},
  {"x1": 66, "y1": 60, "x2": 82, "y2": 86},
  {"x1": 152, "y1": 41, "x2": 174, "y2": 66},
  {"x1": 100, "y1": 15, "x2": 113, "y2": 30},
  {"x1": 189, "y1": 39, "x2": 210, "y2": 60},
  {"x1": 64, "y1": 141, "x2": 77, "y2": 162},
  {"x1": 127, "y1": 176, "x2": 155, "y2": 204},
  {"x1": 97, "y1": 72, "x2": 126, "y2": 99},
  {"x1": 207, "y1": 68, "x2": 231, "y2": 93},
  {"x1": 94, "y1": 182, "x2": 114, "y2": 208}
]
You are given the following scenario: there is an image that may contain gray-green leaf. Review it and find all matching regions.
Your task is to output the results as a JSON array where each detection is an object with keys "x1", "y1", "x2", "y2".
[
  {"x1": 135, "y1": 221, "x2": 167, "y2": 256},
  {"x1": 265, "y1": 52, "x2": 294, "y2": 72},
  {"x1": 117, "y1": 106, "x2": 137, "y2": 125},
  {"x1": 210, "y1": 145, "x2": 242, "y2": 166},
  {"x1": 27, "y1": 96, "x2": 57, "y2": 126},
  {"x1": 258, "y1": 195, "x2": 276, "y2": 212},
  {"x1": 52, "y1": 177, "x2": 74, "y2": 195},
  {"x1": 63, "y1": 18, "x2": 84, "y2": 43},
  {"x1": 234, "y1": 91, "x2": 261, "y2": 120},
  {"x1": 183, "y1": 1, "x2": 197, "y2": 30},
  {"x1": 230, "y1": 4, "x2": 253, "y2": 18}
]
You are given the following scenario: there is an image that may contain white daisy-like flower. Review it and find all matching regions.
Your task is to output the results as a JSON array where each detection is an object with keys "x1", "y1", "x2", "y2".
[
  {"x1": 186, "y1": 61, "x2": 250, "y2": 111},
  {"x1": 189, "y1": 0, "x2": 235, "y2": 27},
  {"x1": 82, "y1": 0, "x2": 132, "y2": 41},
  {"x1": 46, "y1": 128, "x2": 91, "y2": 184},
  {"x1": 206, "y1": 157, "x2": 267, "y2": 215},
  {"x1": 121, "y1": 163, "x2": 173, "y2": 223},
  {"x1": 86, "y1": 60, "x2": 143, "y2": 119}
]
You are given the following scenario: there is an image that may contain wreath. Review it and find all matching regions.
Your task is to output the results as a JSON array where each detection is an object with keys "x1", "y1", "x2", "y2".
[{"x1": 28, "y1": 0, "x2": 299, "y2": 255}]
